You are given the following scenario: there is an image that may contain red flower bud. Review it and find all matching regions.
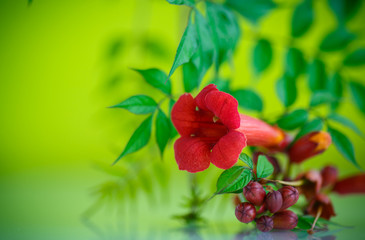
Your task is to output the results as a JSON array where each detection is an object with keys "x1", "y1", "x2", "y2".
[
  {"x1": 265, "y1": 190, "x2": 283, "y2": 213},
  {"x1": 257, "y1": 204, "x2": 267, "y2": 214},
  {"x1": 256, "y1": 216, "x2": 273, "y2": 232},
  {"x1": 272, "y1": 210, "x2": 298, "y2": 230},
  {"x1": 288, "y1": 131, "x2": 331, "y2": 164},
  {"x1": 321, "y1": 165, "x2": 338, "y2": 188},
  {"x1": 243, "y1": 181, "x2": 266, "y2": 206},
  {"x1": 333, "y1": 174, "x2": 365, "y2": 195},
  {"x1": 235, "y1": 202, "x2": 256, "y2": 223},
  {"x1": 279, "y1": 186, "x2": 299, "y2": 210}
]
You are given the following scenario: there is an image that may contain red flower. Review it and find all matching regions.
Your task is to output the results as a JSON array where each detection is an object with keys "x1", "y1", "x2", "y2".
[
  {"x1": 333, "y1": 174, "x2": 365, "y2": 195},
  {"x1": 297, "y1": 170, "x2": 323, "y2": 200},
  {"x1": 306, "y1": 193, "x2": 336, "y2": 220},
  {"x1": 171, "y1": 84, "x2": 285, "y2": 173}
]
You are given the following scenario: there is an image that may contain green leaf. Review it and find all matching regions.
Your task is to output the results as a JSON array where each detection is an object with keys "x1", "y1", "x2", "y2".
[
  {"x1": 155, "y1": 109, "x2": 171, "y2": 157},
  {"x1": 320, "y1": 27, "x2": 355, "y2": 52},
  {"x1": 310, "y1": 91, "x2": 338, "y2": 107},
  {"x1": 111, "y1": 95, "x2": 157, "y2": 114},
  {"x1": 114, "y1": 115, "x2": 153, "y2": 164},
  {"x1": 169, "y1": 99, "x2": 178, "y2": 139},
  {"x1": 210, "y1": 77, "x2": 230, "y2": 93},
  {"x1": 167, "y1": 21, "x2": 199, "y2": 80},
  {"x1": 291, "y1": 0, "x2": 314, "y2": 37},
  {"x1": 276, "y1": 74, "x2": 297, "y2": 107},
  {"x1": 256, "y1": 155, "x2": 274, "y2": 179},
  {"x1": 327, "y1": 113, "x2": 363, "y2": 137},
  {"x1": 344, "y1": 49, "x2": 365, "y2": 66},
  {"x1": 327, "y1": 72, "x2": 343, "y2": 110},
  {"x1": 308, "y1": 59, "x2": 327, "y2": 92},
  {"x1": 166, "y1": 0, "x2": 195, "y2": 7},
  {"x1": 216, "y1": 166, "x2": 252, "y2": 194},
  {"x1": 296, "y1": 216, "x2": 313, "y2": 229},
  {"x1": 277, "y1": 109, "x2": 308, "y2": 131},
  {"x1": 328, "y1": 126, "x2": 360, "y2": 169},
  {"x1": 225, "y1": 0, "x2": 276, "y2": 23},
  {"x1": 239, "y1": 153, "x2": 254, "y2": 169},
  {"x1": 285, "y1": 48, "x2": 306, "y2": 78},
  {"x1": 294, "y1": 118, "x2": 323, "y2": 142},
  {"x1": 182, "y1": 61, "x2": 200, "y2": 92},
  {"x1": 232, "y1": 89, "x2": 263, "y2": 112},
  {"x1": 349, "y1": 81, "x2": 365, "y2": 114},
  {"x1": 328, "y1": 0, "x2": 361, "y2": 22},
  {"x1": 252, "y1": 38, "x2": 273, "y2": 74},
  {"x1": 133, "y1": 68, "x2": 171, "y2": 95}
]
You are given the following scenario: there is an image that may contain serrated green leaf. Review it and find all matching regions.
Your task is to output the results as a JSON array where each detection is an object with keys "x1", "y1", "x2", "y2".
[
  {"x1": 320, "y1": 27, "x2": 355, "y2": 52},
  {"x1": 277, "y1": 109, "x2": 308, "y2": 131},
  {"x1": 294, "y1": 118, "x2": 323, "y2": 142},
  {"x1": 328, "y1": 126, "x2": 360, "y2": 169},
  {"x1": 344, "y1": 49, "x2": 365, "y2": 66},
  {"x1": 239, "y1": 153, "x2": 254, "y2": 169},
  {"x1": 169, "y1": 99, "x2": 178, "y2": 139},
  {"x1": 349, "y1": 81, "x2": 365, "y2": 114},
  {"x1": 253, "y1": 38, "x2": 273, "y2": 74},
  {"x1": 328, "y1": 0, "x2": 361, "y2": 22},
  {"x1": 256, "y1": 155, "x2": 274, "y2": 179},
  {"x1": 310, "y1": 91, "x2": 338, "y2": 107},
  {"x1": 291, "y1": 0, "x2": 314, "y2": 37},
  {"x1": 308, "y1": 59, "x2": 327, "y2": 92},
  {"x1": 167, "y1": 21, "x2": 199, "y2": 80},
  {"x1": 166, "y1": 0, "x2": 195, "y2": 7},
  {"x1": 133, "y1": 68, "x2": 171, "y2": 95},
  {"x1": 232, "y1": 89, "x2": 263, "y2": 112},
  {"x1": 327, "y1": 113, "x2": 363, "y2": 137},
  {"x1": 225, "y1": 0, "x2": 276, "y2": 23},
  {"x1": 286, "y1": 48, "x2": 306, "y2": 78},
  {"x1": 156, "y1": 109, "x2": 171, "y2": 157},
  {"x1": 216, "y1": 166, "x2": 252, "y2": 194},
  {"x1": 327, "y1": 72, "x2": 343, "y2": 110},
  {"x1": 111, "y1": 95, "x2": 157, "y2": 114},
  {"x1": 276, "y1": 74, "x2": 297, "y2": 107},
  {"x1": 114, "y1": 115, "x2": 153, "y2": 164}
]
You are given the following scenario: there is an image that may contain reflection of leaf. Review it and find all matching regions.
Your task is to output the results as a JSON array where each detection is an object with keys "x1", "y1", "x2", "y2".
[
  {"x1": 225, "y1": 0, "x2": 276, "y2": 23},
  {"x1": 134, "y1": 68, "x2": 171, "y2": 95},
  {"x1": 276, "y1": 74, "x2": 297, "y2": 107},
  {"x1": 344, "y1": 49, "x2": 365, "y2": 66},
  {"x1": 308, "y1": 59, "x2": 327, "y2": 92},
  {"x1": 277, "y1": 109, "x2": 308, "y2": 131},
  {"x1": 320, "y1": 27, "x2": 355, "y2": 52},
  {"x1": 232, "y1": 89, "x2": 263, "y2": 112},
  {"x1": 110, "y1": 95, "x2": 157, "y2": 114},
  {"x1": 328, "y1": 0, "x2": 361, "y2": 22},
  {"x1": 349, "y1": 81, "x2": 365, "y2": 114},
  {"x1": 155, "y1": 109, "x2": 171, "y2": 158},
  {"x1": 291, "y1": 0, "x2": 314, "y2": 37},
  {"x1": 286, "y1": 48, "x2": 305, "y2": 78},
  {"x1": 252, "y1": 38, "x2": 273, "y2": 74}
]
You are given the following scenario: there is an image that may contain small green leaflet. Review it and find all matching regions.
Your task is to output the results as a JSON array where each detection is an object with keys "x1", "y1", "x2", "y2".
[
  {"x1": 253, "y1": 38, "x2": 273, "y2": 75},
  {"x1": 349, "y1": 81, "x2": 365, "y2": 114},
  {"x1": 344, "y1": 49, "x2": 365, "y2": 66},
  {"x1": 310, "y1": 91, "x2": 338, "y2": 107},
  {"x1": 328, "y1": 113, "x2": 363, "y2": 137},
  {"x1": 328, "y1": 126, "x2": 360, "y2": 169},
  {"x1": 169, "y1": 99, "x2": 178, "y2": 139},
  {"x1": 319, "y1": 27, "x2": 355, "y2": 52},
  {"x1": 308, "y1": 59, "x2": 327, "y2": 92},
  {"x1": 133, "y1": 68, "x2": 171, "y2": 95},
  {"x1": 285, "y1": 48, "x2": 306, "y2": 78},
  {"x1": 167, "y1": 20, "x2": 199, "y2": 80},
  {"x1": 276, "y1": 74, "x2": 297, "y2": 107},
  {"x1": 216, "y1": 166, "x2": 252, "y2": 194},
  {"x1": 110, "y1": 95, "x2": 157, "y2": 114},
  {"x1": 155, "y1": 109, "x2": 171, "y2": 158},
  {"x1": 291, "y1": 0, "x2": 314, "y2": 38},
  {"x1": 225, "y1": 0, "x2": 276, "y2": 24},
  {"x1": 328, "y1": 0, "x2": 361, "y2": 23},
  {"x1": 113, "y1": 115, "x2": 153, "y2": 164},
  {"x1": 232, "y1": 89, "x2": 263, "y2": 112},
  {"x1": 277, "y1": 109, "x2": 308, "y2": 131},
  {"x1": 166, "y1": 0, "x2": 195, "y2": 7},
  {"x1": 294, "y1": 118, "x2": 323, "y2": 142},
  {"x1": 256, "y1": 155, "x2": 274, "y2": 179},
  {"x1": 327, "y1": 72, "x2": 343, "y2": 110},
  {"x1": 239, "y1": 153, "x2": 254, "y2": 169}
]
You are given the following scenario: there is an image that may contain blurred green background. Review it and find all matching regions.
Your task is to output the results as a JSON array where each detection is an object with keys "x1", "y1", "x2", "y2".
[{"x1": 0, "y1": 0, "x2": 365, "y2": 239}]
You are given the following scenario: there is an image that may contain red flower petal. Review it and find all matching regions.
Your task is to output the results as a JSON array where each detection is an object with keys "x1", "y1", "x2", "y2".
[
  {"x1": 171, "y1": 93, "x2": 197, "y2": 136},
  {"x1": 205, "y1": 91, "x2": 240, "y2": 129},
  {"x1": 195, "y1": 84, "x2": 219, "y2": 111},
  {"x1": 333, "y1": 174, "x2": 365, "y2": 195},
  {"x1": 174, "y1": 136, "x2": 211, "y2": 173},
  {"x1": 211, "y1": 131, "x2": 247, "y2": 169}
]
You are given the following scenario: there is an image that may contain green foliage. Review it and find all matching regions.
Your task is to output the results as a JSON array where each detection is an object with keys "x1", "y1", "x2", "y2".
[
  {"x1": 133, "y1": 68, "x2": 172, "y2": 95},
  {"x1": 166, "y1": 0, "x2": 195, "y2": 7},
  {"x1": 239, "y1": 153, "x2": 254, "y2": 169},
  {"x1": 349, "y1": 81, "x2": 365, "y2": 114},
  {"x1": 277, "y1": 109, "x2": 308, "y2": 131},
  {"x1": 252, "y1": 38, "x2": 273, "y2": 75},
  {"x1": 294, "y1": 118, "x2": 324, "y2": 142},
  {"x1": 327, "y1": 113, "x2": 363, "y2": 137},
  {"x1": 328, "y1": 0, "x2": 362, "y2": 22},
  {"x1": 319, "y1": 27, "x2": 355, "y2": 52},
  {"x1": 310, "y1": 91, "x2": 338, "y2": 107},
  {"x1": 216, "y1": 166, "x2": 252, "y2": 194},
  {"x1": 232, "y1": 89, "x2": 263, "y2": 112},
  {"x1": 291, "y1": 0, "x2": 314, "y2": 37},
  {"x1": 326, "y1": 72, "x2": 343, "y2": 109},
  {"x1": 156, "y1": 109, "x2": 171, "y2": 158},
  {"x1": 308, "y1": 59, "x2": 327, "y2": 92},
  {"x1": 276, "y1": 74, "x2": 297, "y2": 107},
  {"x1": 285, "y1": 47, "x2": 306, "y2": 78},
  {"x1": 256, "y1": 155, "x2": 274, "y2": 179},
  {"x1": 225, "y1": 0, "x2": 276, "y2": 23},
  {"x1": 111, "y1": 95, "x2": 157, "y2": 114},
  {"x1": 344, "y1": 49, "x2": 365, "y2": 66}
]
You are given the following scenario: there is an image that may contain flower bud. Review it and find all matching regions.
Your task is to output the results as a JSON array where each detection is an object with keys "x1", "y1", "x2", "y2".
[
  {"x1": 288, "y1": 131, "x2": 331, "y2": 164},
  {"x1": 256, "y1": 215, "x2": 273, "y2": 232},
  {"x1": 235, "y1": 202, "x2": 256, "y2": 223},
  {"x1": 265, "y1": 190, "x2": 283, "y2": 213},
  {"x1": 279, "y1": 186, "x2": 299, "y2": 210},
  {"x1": 272, "y1": 210, "x2": 298, "y2": 230},
  {"x1": 321, "y1": 165, "x2": 338, "y2": 188},
  {"x1": 243, "y1": 181, "x2": 266, "y2": 206}
]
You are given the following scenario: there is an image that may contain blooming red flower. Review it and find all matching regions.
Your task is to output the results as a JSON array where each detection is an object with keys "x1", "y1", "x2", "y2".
[{"x1": 171, "y1": 84, "x2": 285, "y2": 173}]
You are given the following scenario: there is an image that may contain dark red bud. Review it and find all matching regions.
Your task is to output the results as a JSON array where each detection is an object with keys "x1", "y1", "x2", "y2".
[
  {"x1": 235, "y1": 202, "x2": 256, "y2": 223},
  {"x1": 265, "y1": 190, "x2": 283, "y2": 213},
  {"x1": 256, "y1": 215, "x2": 273, "y2": 232},
  {"x1": 279, "y1": 186, "x2": 299, "y2": 210},
  {"x1": 321, "y1": 165, "x2": 338, "y2": 188},
  {"x1": 272, "y1": 210, "x2": 298, "y2": 230},
  {"x1": 257, "y1": 204, "x2": 267, "y2": 214},
  {"x1": 333, "y1": 174, "x2": 365, "y2": 195},
  {"x1": 233, "y1": 195, "x2": 241, "y2": 206},
  {"x1": 243, "y1": 181, "x2": 266, "y2": 206}
]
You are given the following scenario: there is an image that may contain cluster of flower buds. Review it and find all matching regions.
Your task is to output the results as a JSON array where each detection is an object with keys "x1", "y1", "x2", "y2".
[{"x1": 235, "y1": 181, "x2": 299, "y2": 232}]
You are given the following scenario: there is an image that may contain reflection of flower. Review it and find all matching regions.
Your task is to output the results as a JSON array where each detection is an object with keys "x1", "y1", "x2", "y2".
[{"x1": 171, "y1": 84, "x2": 285, "y2": 173}]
